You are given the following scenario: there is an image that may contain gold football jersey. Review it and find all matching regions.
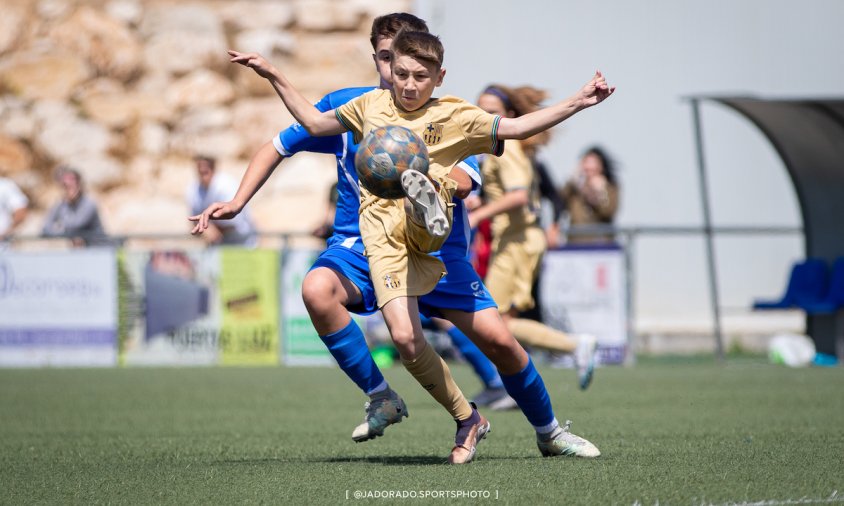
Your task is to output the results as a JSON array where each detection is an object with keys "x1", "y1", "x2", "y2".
[
  {"x1": 336, "y1": 89, "x2": 503, "y2": 180},
  {"x1": 481, "y1": 139, "x2": 540, "y2": 239}
]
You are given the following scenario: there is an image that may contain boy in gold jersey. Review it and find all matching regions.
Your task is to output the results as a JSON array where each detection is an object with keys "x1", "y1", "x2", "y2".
[
  {"x1": 227, "y1": 29, "x2": 613, "y2": 462},
  {"x1": 471, "y1": 85, "x2": 599, "y2": 390}
]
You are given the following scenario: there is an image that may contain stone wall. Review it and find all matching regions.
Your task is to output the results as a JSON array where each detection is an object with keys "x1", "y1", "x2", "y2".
[{"x1": 0, "y1": 0, "x2": 409, "y2": 240}]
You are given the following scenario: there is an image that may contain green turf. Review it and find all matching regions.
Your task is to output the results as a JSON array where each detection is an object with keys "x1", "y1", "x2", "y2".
[{"x1": 1, "y1": 360, "x2": 842, "y2": 505}]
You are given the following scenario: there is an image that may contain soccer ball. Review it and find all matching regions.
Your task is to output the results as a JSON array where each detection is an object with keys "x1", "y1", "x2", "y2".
[
  {"x1": 768, "y1": 333, "x2": 816, "y2": 367},
  {"x1": 354, "y1": 125, "x2": 429, "y2": 199}
]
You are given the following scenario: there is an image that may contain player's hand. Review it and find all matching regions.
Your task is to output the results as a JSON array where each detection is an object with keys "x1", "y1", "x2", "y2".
[
  {"x1": 463, "y1": 194, "x2": 482, "y2": 211},
  {"x1": 578, "y1": 70, "x2": 615, "y2": 108},
  {"x1": 228, "y1": 50, "x2": 278, "y2": 79},
  {"x1": 468, "y1": 211, "x2": 481, "y2": 230},
  {"x1": 545, "y1": 225, "x2": 561, "y2": 249},
  {"x1": 188, "y1": 201, "x2": 242, "y2": 235},
  {"x1": 588, "y1": 173, "x2": 609, "y2": 193}
]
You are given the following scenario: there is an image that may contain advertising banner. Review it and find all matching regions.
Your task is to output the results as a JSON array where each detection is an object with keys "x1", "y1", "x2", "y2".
[
  {"x1": 0, "y1": 249, "x2": 117, "y2": 367},
  {"x1": 218, "y1": 249, "x2": 279, "y2": 365},
  {"x1": 280, "y1": 249, "x2": 334, "y2": 366},
  {"x1": 119, "y1": 249, "x2": 220, "y2": 366},
  {"x1": 540, "y1": 246, "x2": 628, "y2": 364}
]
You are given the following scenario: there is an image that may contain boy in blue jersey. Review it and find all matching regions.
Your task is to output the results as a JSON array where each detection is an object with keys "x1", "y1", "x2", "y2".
[{"x1": 191, "y1": 13, "x2": 603, "y2": 460}]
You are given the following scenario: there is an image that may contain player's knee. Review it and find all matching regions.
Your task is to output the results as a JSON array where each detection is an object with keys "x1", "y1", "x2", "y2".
[
  {"x1": 301, "y1": 271, "x2": 338, "y2": 312},
  {"x1": 481, "y1": 328, "x2": 515, "y2": 353},
  {"x1": 387, "y1": 326, "x2": 418, "y2": 355},
  {"x1": 389, "y1": 327, "x2": 415, "y2": 347},
  {"x1": 482, "y1": 333, "x2": 525, "y2": 371}
]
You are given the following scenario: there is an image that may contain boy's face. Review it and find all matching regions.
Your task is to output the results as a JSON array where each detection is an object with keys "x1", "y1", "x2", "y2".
[
  {"x1": 391, "y1": 53, "x2": 444, "y2": 112},
  {"x1": 372, "y1": 36, "x2": 394, "y2": 89}
]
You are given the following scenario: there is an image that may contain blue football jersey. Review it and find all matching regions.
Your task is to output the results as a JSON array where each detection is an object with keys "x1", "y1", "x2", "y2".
[{"x1": 273, "y1": 87, "x2": 482, "y2": 259}]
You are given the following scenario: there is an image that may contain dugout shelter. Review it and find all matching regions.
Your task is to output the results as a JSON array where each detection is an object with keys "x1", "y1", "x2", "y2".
[{"x1": 690, "y1": 97, "x2": 844, "y2": 360}]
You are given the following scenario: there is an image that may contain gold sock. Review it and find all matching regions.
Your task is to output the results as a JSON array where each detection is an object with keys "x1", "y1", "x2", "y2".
[
  {"x1": 507, "y1": 318, "x2": 578, "y2": 353},
  {"x1": 401, "y1": 342, "x2": 473, "y2": 420}
]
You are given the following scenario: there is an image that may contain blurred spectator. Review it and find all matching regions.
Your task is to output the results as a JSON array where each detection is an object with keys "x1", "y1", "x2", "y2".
[
  {"x1": 0, "y1": 172, "x2": 28, "y2": 248},
  {"x1": 186, "y1": 156, "x2": 257, "y2": 247},
  {"x1": 559, "y1": 146, "x2": 620, "y2": 244},
  {"x1": 42, "y1": 166, "x2": 109, "y2": 247}
]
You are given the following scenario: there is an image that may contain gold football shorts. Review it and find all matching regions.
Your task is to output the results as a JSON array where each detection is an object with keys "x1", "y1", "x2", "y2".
[
  {"x1": 359, "y1": 175, "x2": 457, "y2": 307},
  {"x1": 485, "y1": 225, "x2": 547, "y2": 313}
]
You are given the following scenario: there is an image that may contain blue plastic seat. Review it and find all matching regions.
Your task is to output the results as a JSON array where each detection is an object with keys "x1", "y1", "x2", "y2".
[
  {"x1": 753, "y1": 258, "x2": 829, "y2": 310},
  {"x1": 800, "y1": 257, "x2": 844, "y2": 314}
]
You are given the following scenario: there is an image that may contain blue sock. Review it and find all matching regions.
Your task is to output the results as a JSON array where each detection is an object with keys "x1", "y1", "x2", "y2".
[
  {"x1": 320, "y1": 320, "x2": 385, "y2": 395},
  {"x1": 500, "y1": 358, "x2": 555, "y2": 428},
  {"x1": 447, "y1": 326, "x2": 503, "y2": 389}
]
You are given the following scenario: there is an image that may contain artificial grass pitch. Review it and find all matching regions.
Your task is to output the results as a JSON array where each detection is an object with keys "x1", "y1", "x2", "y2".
[{"x1": 1, "y1": 359, "x2": 842, "y2": 505}]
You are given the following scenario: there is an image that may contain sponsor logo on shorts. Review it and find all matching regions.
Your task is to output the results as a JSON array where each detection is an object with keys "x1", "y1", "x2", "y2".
[
  {"x1": 470, "y1": 281, "x2": 486, "y2": 298},
  {"x1": 384, "y1": 273, "x2": 401, "y2": 289}
]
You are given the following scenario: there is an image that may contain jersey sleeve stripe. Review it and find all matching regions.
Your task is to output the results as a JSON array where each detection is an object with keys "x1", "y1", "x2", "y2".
[
  {"x1": 334, "y1": 109, "x2": 354, "y2": 132},
  {"x1": 491, "y1": 115, "x2": 504, "y2": 156}
]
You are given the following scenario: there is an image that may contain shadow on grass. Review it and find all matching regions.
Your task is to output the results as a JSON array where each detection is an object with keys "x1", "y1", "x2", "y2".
[
  {"x1": 320, "y1": 455, "x2": 449, "y2": 466},
  {"x1": 216, "y1": 454, "x2": 525, "y2": 466}
]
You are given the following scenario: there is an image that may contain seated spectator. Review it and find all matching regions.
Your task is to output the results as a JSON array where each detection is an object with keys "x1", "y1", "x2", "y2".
[
  {"x1": 0, "y1": 171, "x2": 28, "y2": 248},
  {"x1": 186, "y1": 156, "x2": 257, "y2": 247},
  {"x1": 42, "y1": 166, "x2": 109, "y2": 247}
]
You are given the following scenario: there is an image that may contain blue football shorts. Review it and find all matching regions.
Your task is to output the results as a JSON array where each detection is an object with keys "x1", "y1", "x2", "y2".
[
  {"x1": 419, "y1": 254, "x2": 499, "y2": 319},
  {"x1": 310, "y1": 246, "x2": 498, "y2": 318},
  {"x1": 309, "y1": 245, "x2": 379, "y2": 316}
]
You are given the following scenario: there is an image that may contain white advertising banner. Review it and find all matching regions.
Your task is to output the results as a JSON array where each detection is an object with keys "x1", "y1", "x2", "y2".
[
  {"x1": 0, "y1": 249, "x2": 118, "y2": 367},
  {"x1": 540, "y1": 246, "x2": 628, "y2": 364}
]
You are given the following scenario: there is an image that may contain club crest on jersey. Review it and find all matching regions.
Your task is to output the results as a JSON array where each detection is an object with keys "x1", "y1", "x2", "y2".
[
  {"x1": 423, "y1": 123, "x2": 443, "y2": 145},
  {"x1": 384, "y1": 273, "x2": 401, "y2": 289}
]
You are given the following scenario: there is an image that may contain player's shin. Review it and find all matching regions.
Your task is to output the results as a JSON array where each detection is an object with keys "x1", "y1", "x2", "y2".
[
  {"x1": 400, "y1": 341, "x2": 474, "y2": 420},
  {"x1": 319, "y1": 319, "x2": 386, "y2": 395},
  {"x1": 499, "y1": 357, "x2": 558, "y2": 431}
]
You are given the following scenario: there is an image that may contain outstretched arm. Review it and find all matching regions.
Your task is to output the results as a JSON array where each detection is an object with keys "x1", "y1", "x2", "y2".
[
  {"x1": 189, "y1": 140, "x2": 283, "y2": 235},
  {"x1": 228, "y1": 50, "x2": 346, "y2": 137},
  {"x1": 468, "y1": 189, "x2": 529, "y2": 229},
  {"x1": 496, "y1": 71, "x2": 615, "y2": 140}
]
